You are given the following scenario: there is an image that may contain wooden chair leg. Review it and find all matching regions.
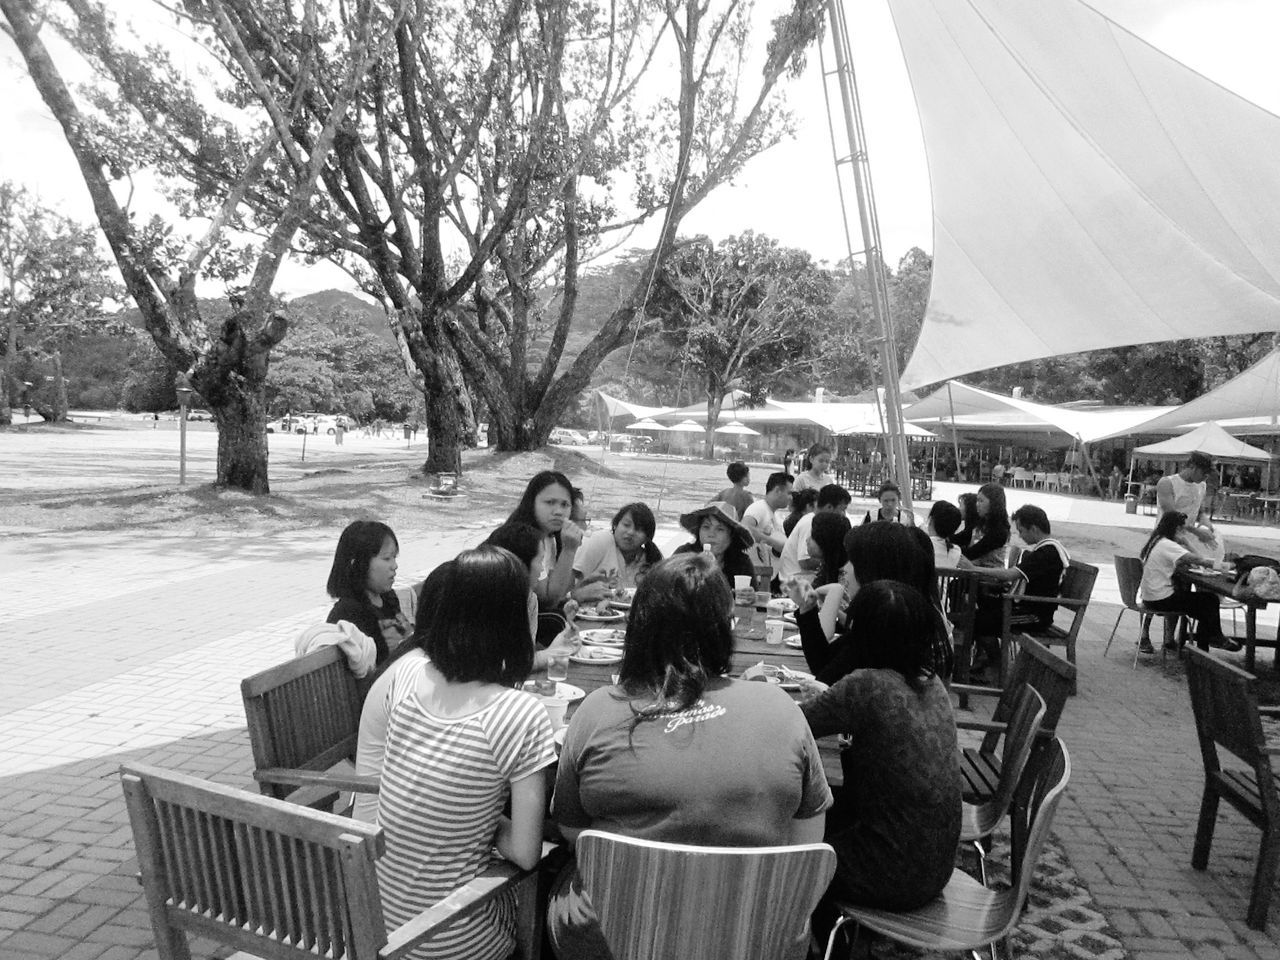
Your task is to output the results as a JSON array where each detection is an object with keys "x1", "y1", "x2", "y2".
[
  {"x1": 1192, "y1": 787, "x2": 1219, "y2": 871},
  {"x1": 1247, "y1": 829, "x2": 1280, "y2": 930}
]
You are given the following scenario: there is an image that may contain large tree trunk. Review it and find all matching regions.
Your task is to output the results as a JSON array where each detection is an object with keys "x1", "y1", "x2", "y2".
[
  {"x1": 416, "y1": 316, "x2": 475, "y2": 475},
  {"x1": 188, "y1": 308, "x2": 288, "y2": 494},
  {"x1": 0, "y1": 307, "x2": 12, "y2": 427},
  {"x1": 51, "y1": 345, "x2": 68, "y2": 422}
]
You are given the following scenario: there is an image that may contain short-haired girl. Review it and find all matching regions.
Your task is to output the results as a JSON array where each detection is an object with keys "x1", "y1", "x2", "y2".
[{"x1": 325, "y1": 520, "x2": 411, "y2": 664}]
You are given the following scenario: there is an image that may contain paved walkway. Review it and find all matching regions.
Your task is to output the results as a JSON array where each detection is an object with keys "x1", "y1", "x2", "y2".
[{"x1": 4, "y1": 493, "x2": 1280, "y2": 957}]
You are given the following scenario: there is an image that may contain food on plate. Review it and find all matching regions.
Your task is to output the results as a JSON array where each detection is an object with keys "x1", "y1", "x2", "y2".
[{"x1": 576, "y1": 646, "x2": 622, "y2": 660}]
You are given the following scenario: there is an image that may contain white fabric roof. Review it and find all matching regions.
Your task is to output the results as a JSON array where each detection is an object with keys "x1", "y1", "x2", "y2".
[
  {"x1": 767, "y1": 400, "x2": 934, "y2": 438},
  {"x1": 890, "y1": 0, "x2": 1280, "y2": 390},
  {"x1": 1134, "y1": 422, "x2": 1273, "y2": 462},
  {"x1": 596, "y1": 391, "x2": 675, "y2": 421},
  {"x1": 904, "y1": 381, "x2": 1173, "y2": 443},
  {"x1": 1100, "y1": 349, "x2": 1280, "y2": 438}
]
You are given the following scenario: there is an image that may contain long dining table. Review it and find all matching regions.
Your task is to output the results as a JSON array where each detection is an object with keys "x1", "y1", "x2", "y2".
[{"x1": 1183, "y1": 568, "x2": 1278, "y2": 673}]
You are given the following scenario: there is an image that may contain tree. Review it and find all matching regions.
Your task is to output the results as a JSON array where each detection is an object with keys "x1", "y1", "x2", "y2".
[
  {"x1": 1, "y1": 0, "x2": 398, "y2": 490},
  {"x1": 651, "y1": 231, "x2": 835, "y2": 457},
  {"x1": 62, "y1": 0, "x2": 826, "y2": 472}
]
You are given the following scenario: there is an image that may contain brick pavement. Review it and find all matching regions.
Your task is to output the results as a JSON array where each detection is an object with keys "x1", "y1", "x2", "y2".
[{"x1": 4, "y1": 518, "x2": 1280, "y2": 958}]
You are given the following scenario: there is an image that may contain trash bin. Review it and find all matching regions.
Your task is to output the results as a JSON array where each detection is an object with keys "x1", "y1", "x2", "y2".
[{"x1": 1124, "y1": 494, "x2": 1138, "y2": 515}]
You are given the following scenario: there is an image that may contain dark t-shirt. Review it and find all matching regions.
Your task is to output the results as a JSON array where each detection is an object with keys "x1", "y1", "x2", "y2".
[
  {"x1": 672, "y1": 543, "x2": 756, "y2": 588},
  {"x1": 327, "y1": 591, "x2": 401, "y2": 664},
  {"x1": 712, "y1": 486, "x2": 754, "y2": 521},
  {"x1": 1013, "y1": 539, "x2": 1069, "y2": 628}
]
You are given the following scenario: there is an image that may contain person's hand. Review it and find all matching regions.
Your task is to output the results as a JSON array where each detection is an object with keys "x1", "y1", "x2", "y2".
[
  {"x1": 560, "y1": 520, "x2": 584, "y2": 550},
  {"x1": 545, "y1": 625, "x2": 581, "y2": 657},
  {"x1": 573, "y1": 581, "x2": 610, "y2": 603},
  {"x1": 562, "y1": 598, "x2": 580, "y2": 622},
  {"x1": 786, "y1": 577, "x2": 820, "y2": 614},
  {"x1": 797, "y1": 679, "x2": 829, "y2": 698}
]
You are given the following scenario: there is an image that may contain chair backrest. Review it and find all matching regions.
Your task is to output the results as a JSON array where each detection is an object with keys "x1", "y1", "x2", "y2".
[
  {"x1": 241, "y1": 646, "x2": 363, "y2": 801},
  {"x1": 1185, "y1": 648, "x2": 1275, "y2": 788},
  {"x1": 1113, "y1": 555, "x2": 1143, "y2": 610},
  {"x1": 1052, "y1": 560, "x2": 1098, "y2": 639},
  {"x1": 121, "y1": 762, "x2": 386, "y2": 960},
  {"x1": 979, "y1": 637, "x2": 1074, "y2": 755},
  {"x1": 1005, "y1": 738, "x2": 1071, "y2": 898},
  {"x1": 990, "y1": 685, "x2": 1046, "y2": 813},
  {"x1": 576, "y1": 831, "x2": 836, "y2": 960}
]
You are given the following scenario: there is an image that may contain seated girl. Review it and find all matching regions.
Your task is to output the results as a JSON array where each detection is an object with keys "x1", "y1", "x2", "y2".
[
  {"x1": 790, "y1": 521, "x2": 953, "y2": 682},
  {"x1": 326, "y1": 520, "x2": 413, "y2": 664},
  {"x1": 548, "y1": 553, "x2": 831, "y2": 960},
  {"x1": 504, "y1": 471, "x2": 584, "y2": 609},
  {"x1": 960, "y1": 483, "x2": 1010, "y2": 568},
  {"x1": 672, "y1": 502, "x2": 758, "y2": 595},
  {"x1": 800, "y1": 580, "x2": 961, "y2": 917},
  {"x1": 1140, "y1": 510, "x2": 1240, "y2": 652},
  {"x1": 926, "y1": 501, "x2": 972, "y2": 569},
  {"x1": 572, "y1": 502, "x2": 663, "y2": 593},
  {"x1": 376, "y1": 546, "x2": 556, "y2": 960}
]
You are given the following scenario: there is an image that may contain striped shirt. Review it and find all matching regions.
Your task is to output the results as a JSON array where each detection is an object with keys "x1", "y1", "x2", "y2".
[{"x1": 377, "y1": 681, "x2": 555, "y2": 960}]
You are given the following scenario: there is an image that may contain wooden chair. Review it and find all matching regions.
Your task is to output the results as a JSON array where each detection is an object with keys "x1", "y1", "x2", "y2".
[
  {"x1": 120, "y1": 762, "x2": 544, "y2": 960},
  {"x1": 1002, "y1": 559, "x2": 1098, "y2": 693},
  {"x1": 241, "y1": 646, "x2": 366, "y2": 810},
  {"x1": 1103, "y1": 555, "x2": 1187, "y2": 665},
  {"x1": 1185, "y1": 648, "x2": 1280, "y2": 930},
  {"x1": 576, "y1": 830, "x2": 836, "y2": 960},
  {"x1": 822, "y1": 739, "x2": 1071, "y2": 960},
  {"x1": 958, "y1": 685, "x2": 1045, "y2": 886}
]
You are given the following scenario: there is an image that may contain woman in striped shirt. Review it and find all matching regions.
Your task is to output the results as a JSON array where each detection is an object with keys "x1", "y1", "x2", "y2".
[{"x1": 376, "y1": 546, "x2": 557, "y2": 960}]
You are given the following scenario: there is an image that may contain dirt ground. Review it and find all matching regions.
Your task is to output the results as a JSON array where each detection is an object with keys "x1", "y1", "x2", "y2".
[{"x1": 6, "y1": 420, "x2": 1280, "y2": 568}]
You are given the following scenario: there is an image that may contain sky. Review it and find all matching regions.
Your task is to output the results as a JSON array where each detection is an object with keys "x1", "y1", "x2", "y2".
[{"x1": 2, "y1": 0, "x2": 1279, "y2": 297}]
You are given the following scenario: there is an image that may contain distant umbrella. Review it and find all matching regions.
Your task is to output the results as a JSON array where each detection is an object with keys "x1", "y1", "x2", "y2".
[
  {"x1": 626, "y1": 418, "x2": 669, "y2": 431},
  {"x1": 714, "y1": 420, "x2": 760, "y2": 436},
  {"x1": 666, "y1": 420, "x2": 706, "y2": 433}
]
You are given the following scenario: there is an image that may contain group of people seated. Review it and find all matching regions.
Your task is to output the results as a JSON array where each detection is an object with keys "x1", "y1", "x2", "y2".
[{"x1": 318, "y1": 462, "x2": 1095, "y2": 960}]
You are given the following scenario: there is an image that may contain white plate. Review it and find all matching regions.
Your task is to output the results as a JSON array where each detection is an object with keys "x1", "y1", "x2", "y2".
[
  {"x1": 523, "y1": 681, "x2": 587, "y2": 702},
  {"x1": 783, "y1": 612, "x2": 798, "y2": 625},
  {"x1": 785, "y1": 635, "x2": 804, "y2": 649},
  {"x1": 767, "y1": 598, "x2": 798, "y2": 614},
  {"x1": 742, "y1": 664, "x2": 813, "y2": 691},
  {"x1": 581, "y1": 628, "x2": 627, "y2": 646},
  {"x1": 571, "y1": 647, "x2": 623, "y2": 664},
  {"x1": 577, "y1": 610, "x2": 626, "y2": 622}
]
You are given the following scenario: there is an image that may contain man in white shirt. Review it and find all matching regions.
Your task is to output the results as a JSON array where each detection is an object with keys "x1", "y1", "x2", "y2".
[
  {"x1": 776, "y1": 483, "x2": 851, "y2": 580},
  {"x1": 742, "y1": 471, "x2": 793, "y2": 575}
]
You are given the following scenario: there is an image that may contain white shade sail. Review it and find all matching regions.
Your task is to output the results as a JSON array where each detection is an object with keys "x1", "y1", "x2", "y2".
[
  {"x1": 1100, "y1": 349, "x2": 1280, "y2": 438},
  {"x1": 1134, "y1": 422, "x2": 1273, "y2": 462},
  {"x1": 596, "y1": 391, "x2": 675, "y2": 421},
  {"x1": 890, "y1": 0, "x2": 1280, "y2": 390},
  {"x1": 904, "y1": 381, "x2": 1173, "y2": 443}
]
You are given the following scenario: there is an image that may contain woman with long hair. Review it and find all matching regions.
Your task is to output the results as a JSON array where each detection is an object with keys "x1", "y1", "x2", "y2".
[
  {"x1": 790, "y1": 520, "x2": 953, "y2": 682},
  {"x1": 800, "y1": 580, "x2": 961, "y2": 918},
  {"x1": 325, "y1": 519, "x2": 412, "y2": 664},
  {"x1": 809, "y1": 510, "x2": 853, "y2": 588},
  {"x1": 953, "y1": 492, "x2": 980, "y2": 549},
  {"x1": 547, "y1": 554, "x2": 832, "y2": 959},
  {"x1": 960, "y1": 482, "x2": 1010, "y2": 567},
  {"x1": 1139, "y1": 511, "x2": 1238, "y2": 652},
  {"x1": 505, "y1": 471, "x2": 586, "y2": 608},
  {"x1": 375, "y1": 546, "x2": 556, "y2": 960}
]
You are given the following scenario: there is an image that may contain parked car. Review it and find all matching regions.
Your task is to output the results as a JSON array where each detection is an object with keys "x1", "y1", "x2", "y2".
[
  {"x1": 549, "y1": 428, "x2": 590, "y2": 446},
  {"x1": 266, "y1": 417, "x2": 309, "y2": 434}
]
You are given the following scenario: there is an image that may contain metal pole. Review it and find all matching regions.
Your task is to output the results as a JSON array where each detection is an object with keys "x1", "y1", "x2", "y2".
[
  {"x1": 822, "y1": 0, "x2": 913, "y2": 507},
  {"x1": 946, "y1": 382, "x2": 964, "y2": 482},
  {"x1": 179, "y1": 403, "x2": 188, "y2": 485}
]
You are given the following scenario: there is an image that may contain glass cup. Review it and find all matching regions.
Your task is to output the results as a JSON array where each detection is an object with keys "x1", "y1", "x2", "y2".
[
  {"x1": 766, "y1": 619, "x2": 785, "y2": 645},
  {"x1": 547, "y1": 654, "x2": 569, "y2": 684}
]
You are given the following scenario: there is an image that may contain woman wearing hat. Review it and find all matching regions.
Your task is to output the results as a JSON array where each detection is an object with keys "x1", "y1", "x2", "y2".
[{"x1": 673, "y1": 501, "x2": 758, "y2": 593}]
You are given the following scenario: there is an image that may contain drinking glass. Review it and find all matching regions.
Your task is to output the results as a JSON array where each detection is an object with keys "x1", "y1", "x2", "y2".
[{"x1": 547, "y1": 654, "x2": 569, "y2": 684}]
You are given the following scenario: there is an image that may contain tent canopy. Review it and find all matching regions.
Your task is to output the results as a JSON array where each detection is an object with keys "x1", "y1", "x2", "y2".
[
  {"x1": 1133, "y1": 422, "x2": 1273, "y2": 462},
  {"x1": 904, "y1": 381, "x2": 1172, "y2": 443},
  {"x1": 596, "y1": 391, "x2": 675, "y2": 421},
  {"x1": 891, "y1": 0, "x2": 1280, "y2": 390},
  {"x1": 1101, "y1": 349, "x2": 1280, "y2": 438}
]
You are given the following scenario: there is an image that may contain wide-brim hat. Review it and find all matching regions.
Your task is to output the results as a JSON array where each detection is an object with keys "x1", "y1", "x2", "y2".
[{"x1": 679, "y1": 501, "x2": 754, "y2": 552}]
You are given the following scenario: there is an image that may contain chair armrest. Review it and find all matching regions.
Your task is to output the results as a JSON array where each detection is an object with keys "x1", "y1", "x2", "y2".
[
  {"x1": 957, "y1": 719, "x2": 1007, "y2": 734},
  {"x1": 1258, "y1": 706, "x2": 1280, "y2": 716},
  {"x1": 1012, "y1": 593, "x2": 1089, "y2": 608},
  {"x1": 253, "y1": 767, "x2": 380, "y2": 794},
  {"x1": 949, "y1": 683, "x2": 1002, "y2": 699},
  {"x1": 381, "y1": 855, "x2": 553, "y2": 960},
  {"x1": 1261, "y1": 744, "x2": 1280, "y2": 757}
]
